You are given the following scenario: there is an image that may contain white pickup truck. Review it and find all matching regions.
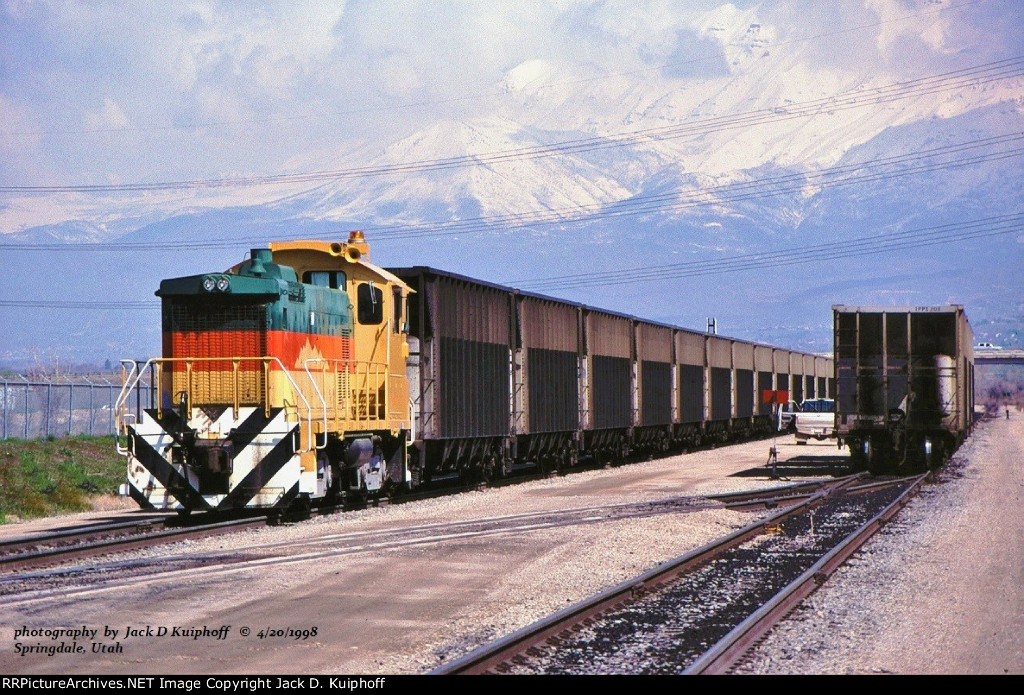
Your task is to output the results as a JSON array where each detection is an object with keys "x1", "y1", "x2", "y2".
[
  {"x1": 778, "y1": 400, "x2": 800, "y2": 431},
  {"x1": 793, "y1": 398, "x2": 836, "y2": 443}
]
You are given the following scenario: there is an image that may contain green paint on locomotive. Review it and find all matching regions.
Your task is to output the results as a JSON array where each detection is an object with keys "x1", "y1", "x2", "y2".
[{"x1": 155, "y1": 248, "x2": 354, "y2": 337}]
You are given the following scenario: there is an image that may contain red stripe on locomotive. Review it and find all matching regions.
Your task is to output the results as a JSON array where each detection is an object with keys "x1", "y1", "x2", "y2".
[{"x1": 164, "y1": 330, "x2": 352, "y2": 370}]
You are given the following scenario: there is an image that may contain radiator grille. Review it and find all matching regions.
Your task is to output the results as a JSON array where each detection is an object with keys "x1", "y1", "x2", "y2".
[{"x1": 164, "y1": 301, "x2": 268, "y2": 405}]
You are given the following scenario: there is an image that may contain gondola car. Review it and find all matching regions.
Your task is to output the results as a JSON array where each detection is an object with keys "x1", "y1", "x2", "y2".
[
  {"x1": 391, "y1": 266, "x2": 833, "y2": 486},
  {"x1": 834, "y1": 305, "x2": 974, "y2": 472}
]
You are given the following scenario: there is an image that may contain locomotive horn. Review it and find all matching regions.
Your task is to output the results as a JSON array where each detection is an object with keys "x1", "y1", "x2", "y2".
[{"x1": 328, "y1": 239, "x2": 362, "y2": 262}]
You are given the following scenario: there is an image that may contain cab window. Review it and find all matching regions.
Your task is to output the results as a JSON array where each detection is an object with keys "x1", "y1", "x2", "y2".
[
  {"x1": 393, "y1": 287, "x2": 403, "y2": 333},
  {"x1": 303, "y1": 270, "x2": 346, "y2": 290},
  {"x1": 357, "y1": 283, "x2": 384, "y2": 325}
]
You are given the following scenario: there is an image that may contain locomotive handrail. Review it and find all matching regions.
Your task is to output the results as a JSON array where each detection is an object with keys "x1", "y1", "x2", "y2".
[
  {"x1": 115, "y1": 356, "x2": 317, "y2": 454},
  {"x1": 115, "y1": 359, "x2": 144, "y2": 449},
  {"x1": 303, "y1": 358, "x2": 329, "y2": 451},
  {"x1": 301, "y1": 356, "x2": 391, "y2": 432}
]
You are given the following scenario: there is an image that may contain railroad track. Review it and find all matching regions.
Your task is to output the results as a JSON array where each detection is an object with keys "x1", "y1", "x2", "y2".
[
  {"x1": 0, "y1": 487, "x2": 415, "y2": 577},
  {"x1": 0, "y1": 479, "x2": 826, "y2": 600},
  {"x1": 433, "y1": 472, "x2": 928, "y2": 675},
  {"x1": 0, "y1": 514, "x2": 276, "y2": 574}
]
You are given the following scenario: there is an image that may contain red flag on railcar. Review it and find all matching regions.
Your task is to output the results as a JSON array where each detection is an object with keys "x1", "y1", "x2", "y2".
[{"x1": 762, "y1": 389, "x2": 790, "y2": 404}]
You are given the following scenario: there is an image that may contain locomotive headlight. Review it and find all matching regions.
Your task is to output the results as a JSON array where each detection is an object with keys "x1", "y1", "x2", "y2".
[
  {"x1": 202, "y1": 276, "x2": 217, "y2": 292},
  {"x1": 216, "y1": 276, "x2": 231, "y2": 292}
]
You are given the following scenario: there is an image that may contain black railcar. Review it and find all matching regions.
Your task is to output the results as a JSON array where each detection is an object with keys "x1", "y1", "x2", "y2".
[
  {"x1": 394, "y1": 266, "x2": 833, "y2": 483},
  {"x1": 834, "y1": 305, "x2": 974, "y2": 472}
]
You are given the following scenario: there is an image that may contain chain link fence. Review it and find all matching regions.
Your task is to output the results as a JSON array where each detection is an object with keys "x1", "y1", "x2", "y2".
[{"x1": 1, "y1": 374, "x2": 155, "y2": 440}]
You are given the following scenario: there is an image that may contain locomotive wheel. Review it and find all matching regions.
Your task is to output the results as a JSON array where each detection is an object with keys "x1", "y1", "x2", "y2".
[{"x1": 290, "y1": 494, "x2": 312, "y2": 518}]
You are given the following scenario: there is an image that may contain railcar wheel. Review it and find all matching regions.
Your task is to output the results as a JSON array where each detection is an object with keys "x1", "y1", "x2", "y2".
[
  {"x1": 847, "y1": 438, "x2": 866, "y2": 470},
  {"x1": 865, "y1": 437, "x2": 890, "y2": 475},
  {"x1": 565, "y1": 446, "x2": 578, "y2": 469},
  {"x1": 555, "y1": 448, "x2": 569, "y2": 472},
  {"x1": 482, "y1": 455, "x2": 499, "y2": 484},
  {"x1": 923, "y1": 437, "x2": 945, "y2": 470},
  {"x1": 864, "y1": 438, "x2": 880, "y2": 474}
]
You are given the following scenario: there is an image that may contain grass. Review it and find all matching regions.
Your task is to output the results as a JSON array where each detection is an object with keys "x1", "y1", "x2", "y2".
[{"x1": 0, "y1": 436, "x2": 127, "y2": 524}]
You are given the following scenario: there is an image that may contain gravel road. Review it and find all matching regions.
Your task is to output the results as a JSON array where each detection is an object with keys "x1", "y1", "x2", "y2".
[{"x1": 2, "y1": 418, "x2": 1018, "y2": 675}]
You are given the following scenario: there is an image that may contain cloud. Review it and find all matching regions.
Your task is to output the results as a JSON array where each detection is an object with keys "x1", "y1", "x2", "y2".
[
  {"x1": 0, "y1": 0, "x2": 1021, "y2": 195},
  {"x1": 83, "y1": 98, "x2": 130, "y2": 131}
]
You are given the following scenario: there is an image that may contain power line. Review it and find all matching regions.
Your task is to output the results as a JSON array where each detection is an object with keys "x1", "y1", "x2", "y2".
[
  {"x1": 360, "y1": 132, "x2": 1024, "y2": 242},
  {"x1": 518, "y1": 213, "x2": 1024, "y2": 290},
  {"x1": 2, "y1": 56, "x2": 1021, "y2": 195},
  {"x1": 2, "y1": 212, "x2": 1019, "y2": 310}
]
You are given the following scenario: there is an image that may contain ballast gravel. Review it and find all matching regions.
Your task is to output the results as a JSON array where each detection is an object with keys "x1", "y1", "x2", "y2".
[{"x1": 4, "y1": 418, "x2": 1020, "y2": 675}]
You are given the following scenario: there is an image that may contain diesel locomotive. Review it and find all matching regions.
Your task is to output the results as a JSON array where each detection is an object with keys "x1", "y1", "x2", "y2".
[
  {"x1": 117, "y1": 232, "x2": 412, "y2": 513},
  {"x1": 116, "y1": 231, "x2": 834, "y2": 513}
]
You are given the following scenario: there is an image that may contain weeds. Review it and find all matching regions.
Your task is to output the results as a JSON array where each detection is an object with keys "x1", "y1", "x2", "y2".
[{"x1": 0, "y1": 436, "x2": 124, "y2": 524}]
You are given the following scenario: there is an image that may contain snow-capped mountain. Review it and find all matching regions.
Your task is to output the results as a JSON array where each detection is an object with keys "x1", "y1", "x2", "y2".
[{"x1": 2, "y1": 5, "x2": 1022, "y2": 366}]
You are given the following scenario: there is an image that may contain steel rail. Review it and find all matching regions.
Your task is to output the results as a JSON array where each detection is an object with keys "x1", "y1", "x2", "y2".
[
  {"x1": 431, "y1": 474, "x2": 866, "y2": 675},
  {"x1": 684, "y1": 472, "x2": 928, "y2": 674},
  {"x1": 0, "y1": 516, "x2": 269, "y2": 574},
  {"x1": 0, "y1": 518, "x2": 166, "y2": 556},
  {"x1": 705, "y1": 477, "x2": 845, "y2": 505}
]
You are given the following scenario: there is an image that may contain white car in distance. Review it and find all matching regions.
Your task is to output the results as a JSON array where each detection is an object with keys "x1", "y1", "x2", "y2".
[{"x1": 793, "y1": 398, "x2": 836, "y2": 443}]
